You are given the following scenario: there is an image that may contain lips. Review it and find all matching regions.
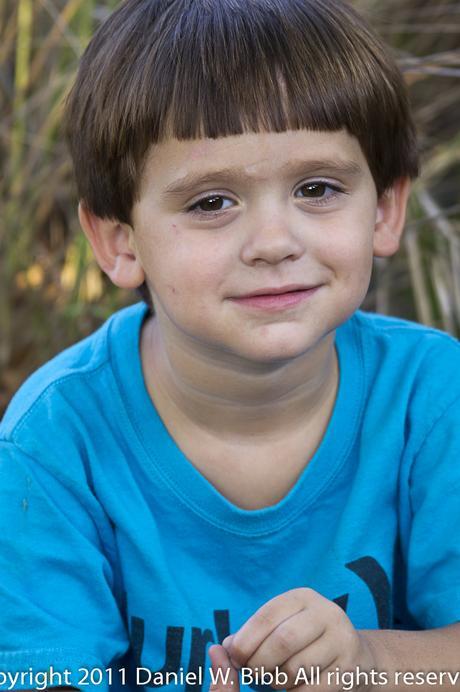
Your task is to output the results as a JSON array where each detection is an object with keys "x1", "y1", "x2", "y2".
[
  {"x1": 229, "y1": 285, "x2": 322, "y2": 310},
  {"x1": 235, "y1": 284, "x2": 319, "y2": 299}
]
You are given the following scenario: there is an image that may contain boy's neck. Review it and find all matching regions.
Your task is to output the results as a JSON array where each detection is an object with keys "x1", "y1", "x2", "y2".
[{"x1": 140, "y1": 315, "x2": 339, "y2": 443}]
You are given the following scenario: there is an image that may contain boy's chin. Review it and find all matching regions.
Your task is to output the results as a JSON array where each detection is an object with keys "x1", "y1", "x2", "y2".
[{"x1": 223, "y1": 332, "x2": 330, "y2": 367}]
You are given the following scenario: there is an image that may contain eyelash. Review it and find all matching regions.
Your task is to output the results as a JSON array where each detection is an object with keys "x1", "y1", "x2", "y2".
[{"x1": 186, "y1": 181, "x2": 347, "y2": 218}]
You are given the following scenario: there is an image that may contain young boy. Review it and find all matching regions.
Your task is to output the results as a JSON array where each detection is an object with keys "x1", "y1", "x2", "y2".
[{"x1": 1, "y1": 1, "x2": 460, "y2": 692}]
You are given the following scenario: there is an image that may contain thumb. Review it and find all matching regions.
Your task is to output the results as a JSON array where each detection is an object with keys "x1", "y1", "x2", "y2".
[{"x1": 208, "y1": 644, "x2": 240, "y2": 692}]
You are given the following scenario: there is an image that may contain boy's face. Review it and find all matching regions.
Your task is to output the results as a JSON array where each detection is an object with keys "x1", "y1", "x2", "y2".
[{"x1": 129, "y1": 129, "x2": 407, "y2": 363}]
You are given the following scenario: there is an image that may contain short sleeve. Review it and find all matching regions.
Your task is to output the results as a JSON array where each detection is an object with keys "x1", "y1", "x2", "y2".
[
  {"x1": 0, "y1": 441, "x2": 130, "y2": 691},
  {"x1": 404, "y1": 394, "x2": 460, "y2": 628}
]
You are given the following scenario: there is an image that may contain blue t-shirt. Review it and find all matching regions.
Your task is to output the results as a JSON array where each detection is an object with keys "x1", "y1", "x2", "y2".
[{"x1": 1, "y1": 302, "x2": 460, "y2": 692}]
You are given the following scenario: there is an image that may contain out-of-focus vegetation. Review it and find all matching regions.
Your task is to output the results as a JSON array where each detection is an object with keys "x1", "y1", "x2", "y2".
[{"x1": 0, "y1": 0, "x2": 459, "y2": 416}]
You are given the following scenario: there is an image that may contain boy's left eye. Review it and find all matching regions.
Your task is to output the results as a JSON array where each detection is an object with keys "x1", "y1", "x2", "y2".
[
  {"x1": 188, "y1": 196, "x2": 234, "y2": 214},
  {"x1": 186, "y1": 180, "x2": 344, "y2": 217},
  {"x1": 295, "y1": 181, "x2": 343, "y2": 201}
]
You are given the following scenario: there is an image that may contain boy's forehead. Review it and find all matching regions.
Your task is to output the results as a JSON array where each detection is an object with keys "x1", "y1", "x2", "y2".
[{"x1": 141, "y1": 129, "x2": 367, "y2": 194}]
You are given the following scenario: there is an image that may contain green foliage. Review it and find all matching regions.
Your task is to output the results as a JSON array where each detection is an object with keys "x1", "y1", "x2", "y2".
[{"x1": 1, "y1": 0, "x2": 459, "y2": 414}]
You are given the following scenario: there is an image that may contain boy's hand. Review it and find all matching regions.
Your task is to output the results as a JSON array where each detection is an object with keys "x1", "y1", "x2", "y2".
[{"x1": 218, "y1": 588, "x2": 377, "y2": 692}]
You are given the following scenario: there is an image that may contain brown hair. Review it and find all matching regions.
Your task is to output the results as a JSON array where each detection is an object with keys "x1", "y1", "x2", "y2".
[{"x1": 65, "y1": 0, "x2": 419, "y2": 306}]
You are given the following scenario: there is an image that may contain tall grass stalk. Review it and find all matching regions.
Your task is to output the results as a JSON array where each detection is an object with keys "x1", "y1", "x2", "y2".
[{"x1": 10, "y1": 0, "x2": 33, "y2": 192}]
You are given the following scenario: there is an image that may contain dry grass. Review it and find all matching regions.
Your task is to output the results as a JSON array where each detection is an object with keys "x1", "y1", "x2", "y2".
[{"x1": 1, "y1": 0, "x2": 459, "y2": 415}]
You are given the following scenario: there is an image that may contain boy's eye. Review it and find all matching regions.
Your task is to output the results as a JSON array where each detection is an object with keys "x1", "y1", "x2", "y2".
[
  {"x1": 188, "y1": 195, "x2": 234, "y2": 214},
  {"x1": 298, "y1": 182, "x2": 327, "y2": 197},
  {"x1": 295, "y1": 181, "x2": 344, "y2": 203}
]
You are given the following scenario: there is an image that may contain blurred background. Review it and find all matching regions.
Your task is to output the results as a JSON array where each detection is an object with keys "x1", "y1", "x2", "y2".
[{"x1": 1, "y1": 0, "x2": 459, "y2": 416}]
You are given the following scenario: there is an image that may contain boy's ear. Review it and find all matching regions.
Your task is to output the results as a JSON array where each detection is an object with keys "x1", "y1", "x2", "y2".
[
  {"x1": 78, "y1": 202, "x2": 145, "y2": 289},
  {"x1": 373, "y1": 177, "x2": 412, "y2": 258}
]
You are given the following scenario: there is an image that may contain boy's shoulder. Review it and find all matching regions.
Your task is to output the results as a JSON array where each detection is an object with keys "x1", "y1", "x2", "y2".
[
  {"x1": 352, "y1": 308, "x2": 459, "y2": 341},
  {"x1": 0, "y1": 301, "x2": 147, "y2": 445},
  {"x1": 350, "y1": 309, "x2": 460, "y2": 359},
  {"x1": 348, "y1": 309, "x2": 460, "y2": 435}
]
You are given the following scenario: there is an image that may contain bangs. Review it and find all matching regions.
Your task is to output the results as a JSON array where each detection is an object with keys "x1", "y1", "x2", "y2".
[{"x1": 139, "y1": 0, "x2": 384, "y2": 140}]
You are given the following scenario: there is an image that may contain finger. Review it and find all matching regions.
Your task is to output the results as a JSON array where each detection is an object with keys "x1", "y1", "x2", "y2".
[
  {"x1": 221, "y1": 635, "x2": 240, "y2": 669},
  {"x1": 244, "y1": 606, "x2": 325, "y2": 671},
  {"x1": 228, "y1": 588, "x2": 318, "y2": 667},
  {"x1": 222, "y1": 635, "x2": 235, "y2": 656},
  {"x1": 209, "y1": 644, "x2": 240, "y2": 692},
  {"x1": 271, "y1": 635, "x2": 338, "y2": 690}
]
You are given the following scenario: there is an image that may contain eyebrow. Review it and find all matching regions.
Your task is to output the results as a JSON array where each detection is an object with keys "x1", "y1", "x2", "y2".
[{"x1": 162, "y1": 158, "x2": 364, "y2": 197}]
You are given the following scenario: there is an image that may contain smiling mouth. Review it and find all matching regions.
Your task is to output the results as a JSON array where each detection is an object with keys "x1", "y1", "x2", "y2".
[
  {"x1": 236, "y1": 283, "x2": 320, "y2": 298},
  {"x1": 229, "y1": 286, "x2": 321, "y2": 310}
]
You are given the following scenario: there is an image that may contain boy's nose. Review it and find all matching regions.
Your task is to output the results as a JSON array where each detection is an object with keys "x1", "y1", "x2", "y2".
[{"x1": 239, "y1": 213, "x2": 305, "y2": 266}]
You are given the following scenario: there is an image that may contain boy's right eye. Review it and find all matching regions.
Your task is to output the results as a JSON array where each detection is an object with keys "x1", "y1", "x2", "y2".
[{"x1": 187, "y1": 195, "x2": 235, "y2": 216}]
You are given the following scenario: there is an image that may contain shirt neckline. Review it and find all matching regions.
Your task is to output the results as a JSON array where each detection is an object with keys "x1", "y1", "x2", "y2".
[{"x1": 111, "y1": 302, "x2": 364, "y2": 536}]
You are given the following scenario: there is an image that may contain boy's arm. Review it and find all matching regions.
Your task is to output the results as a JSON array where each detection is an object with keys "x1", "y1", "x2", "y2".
[
  {"x1": 0, "y1": 441, "x2": 129, "y2": 689},
  {"x1": 361, "y1": 623, "x2": 460, "y2": 690}
]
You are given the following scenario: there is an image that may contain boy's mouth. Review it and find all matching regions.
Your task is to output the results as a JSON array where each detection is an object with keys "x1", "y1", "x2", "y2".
[
  {"x1": 235, "y1": 284, "x2": 319, "y2": 298},
  {"x1": 229, "y1": 284, "x2": 322, "y2": 310}
]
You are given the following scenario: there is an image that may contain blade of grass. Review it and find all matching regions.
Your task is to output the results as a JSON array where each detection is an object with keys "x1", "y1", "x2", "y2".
[
  {"x1": 10, "y1": 0, "x2": 33, "y2": 193},
  {"x1": 405, "y1": 198, "x2": 436, "y2": 327},
  {"x1": 416, "y1": 188, "x2": 460, "y2": 331}
]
